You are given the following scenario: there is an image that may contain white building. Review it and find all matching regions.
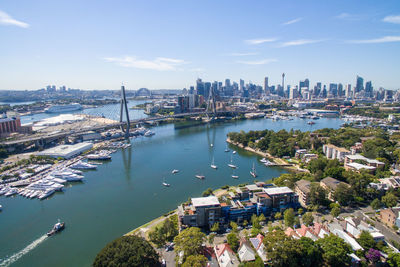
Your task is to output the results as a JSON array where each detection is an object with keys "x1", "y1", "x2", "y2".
[{"x1": 37, "y1": 142, "x2": 93, "y2": 159}]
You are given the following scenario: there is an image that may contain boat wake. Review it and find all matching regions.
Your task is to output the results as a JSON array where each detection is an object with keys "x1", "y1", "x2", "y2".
[{"x1": 0, "y1": 235, "x2": 47, "y2": 267}]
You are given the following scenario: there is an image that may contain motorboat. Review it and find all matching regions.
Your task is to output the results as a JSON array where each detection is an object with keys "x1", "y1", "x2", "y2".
[
  {"x1": 232, "y1": 151, "x2": 237, "y2": 154},
  {"x1": 224, "y1": 144, "x2": 230, "y2": 152},
  {"x1": 70, "y1": 161, "x2": 97, "y2": 170},
  {"x1": 144, "y1": 130, "x2": 155, "y2": 137},
  {"x1": 86, "y1": 153, "x2": 111, "y2": 160},
  {"x1": 195, "y1": 174, "x2": 205, "y2": 179},
  {"x1": 5, "y1": 188, "x2": 18, "y2": 197},
  {"x1": 49, "y1": 171, "x2": 84, "y2": 182},
  {"x1": 47, "y1": 220, "x2": 65, "y2": 236},
  {"x1": 232, "y1": 175, "x2": 239, "y2": 179},
  {"x1": 172, "y1": 169, "x2": 179, "y2": 174},
  {"x1": 260, "y1": 158, "x2": 268, "y2": 163},
  {"x1": 308, "y1": 121, "x2": 316, "y2": 125},
  {"x1": 39, "y1": 189, "x2": 55, "y2": 200}
]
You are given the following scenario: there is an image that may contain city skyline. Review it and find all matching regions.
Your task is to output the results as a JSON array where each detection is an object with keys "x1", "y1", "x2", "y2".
[{"x1": 1, "y1": 0, "x2": 400, "y2": 90}]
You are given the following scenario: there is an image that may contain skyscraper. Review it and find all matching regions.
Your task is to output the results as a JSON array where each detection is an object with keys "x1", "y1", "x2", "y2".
[
  {"x1": 365, "y1": 81, "x2": 373, "y2": 98},
  {"x1": 239, "y1": 79, "x2": 244, "y2": 92},
  {"x1": 282, "y1": 73, "x2": 285, "y2": 95},
  {"x1": 345, "y1": 84, "x2": 352, "y2": 98},
  {"x1": 299, "y1": 78, "x2": 309, "y2": 95},
  {"x1": 264, "y1": 77, "x2": 269, "y2": 92},
  {"x1": 196, "y1": 78, "x2": 205, "y2": 96},
  {"x1": 356, "y1": 76, "x2": 364, "y2": 93}
]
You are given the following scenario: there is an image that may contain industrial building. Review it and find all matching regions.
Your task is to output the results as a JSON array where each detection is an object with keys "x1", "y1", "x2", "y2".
[{"x1": 37, "y1": 142, "x2": 93, "y2": 159}]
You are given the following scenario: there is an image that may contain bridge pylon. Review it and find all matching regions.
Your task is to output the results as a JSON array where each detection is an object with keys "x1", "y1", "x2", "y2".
[
  {"x1": 205, "y1": 84, "x2": 217, "y2": 121},
  {"x1": 120, "y1": 85, "x2": 131, "y2": 138}
]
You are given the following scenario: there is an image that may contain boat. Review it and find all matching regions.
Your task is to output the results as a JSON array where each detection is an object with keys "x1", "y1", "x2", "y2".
[
  {"x1": 86, "y1": 153, "x2": 111, "y2": 160},
  {"x1": 47, "y1": 220, "x2": 65, "y2": 236},
  {"x1": 231, "y1": 170, "x2": 239, "y2": 179},
  {"x1": 70, "y1": 161, "x2": 97, "y2": 170},
  {"x1": 4, "y1": 188, "x2": 18, "y2": 197},
  {"x1": 210, "y1": 157, "x2": 217, "y2": 169},
  {"x1": 144, "y1": 130, "x2": 155, "y2": 137},
  {"x1": 232, "y1": 151, "x2": 237, "y2": 154},
  {"x1": 45, "y1": 103, "x2": 82, "y2": 113},
  {"x1": 195, "y1": 174, "x2": 205, "y2": 179},
  {"x1": 162, "y1": 177, "x2": 170, "y2": 187},
  {"x1": 49, "y1": 171, "x2": 83, "y2": 182},
  {"x1": 39, "y1": 189, "x2": 55, "y2": 200},
  {"x1": 250, "y1": 162, "x2": 257, "y2": 178},
  {"x1": 172, "y1": 169, "x2": 179, "y2": 174},
  {"x1": 227, "y1": 155, "x2": 237, "y2": 169},
  {"x1": 224, "y1": 144, "x2": 230, "y2": 152},
  {"x1": 0, "y1": 204, "x2": 2, "y2": 211},
  {"x1": 307, "y1": 121, "x2": 315, "y2": 125},
  {"x1": 260, "y1": 158, "x2": 268, "y2": 163},
  {"x1": 210, "y1": 143, "x2": 214, "y2": 147}
]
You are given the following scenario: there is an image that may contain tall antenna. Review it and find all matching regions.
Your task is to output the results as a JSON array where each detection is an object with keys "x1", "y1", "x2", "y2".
[{"x1": 120, "y1": 85, "x2": 130, "y2": 138}]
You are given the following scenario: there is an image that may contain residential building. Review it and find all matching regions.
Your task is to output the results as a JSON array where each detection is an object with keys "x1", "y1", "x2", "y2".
[
  {"x1": 262, "y1": 186, "x2": 299, "y2": 211},
  {"x1": 0, "y1": 116, "x2": 21, "y2": 137},
  {"x1": 214, "y1": 243, "x2": 239, "y2": 267},
  {"x1": 345, "y1": 154, "x2": 385, "y2": 168},
  {"x1": 322, "y1": 144, "x2": 350, "y2": 162},
  {"x1": 178, "y1": 196, "x2": 222, "y2": 228},
  {"x1": 345, "y1": 162, "x2": 376, "y2": 173},
  {"x1": 380, "y1": 208, "x2": 400, "y2": 228},
  {"x1": 238, "y1": 238, "x2": 256, "y2": 263},
  {"x1": 320, "y1": 177, "x2": 350, "y2": 201},
  {"x1": 249, "y1": 234, "x2": 267, "y2": 262},
  {"x1": 294, "y1": 179, "x2": 311, "y2": 207}
]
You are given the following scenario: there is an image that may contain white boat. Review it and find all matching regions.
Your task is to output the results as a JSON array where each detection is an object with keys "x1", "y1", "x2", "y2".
[
  {"x1": 224, "y1": 144, "x2": 230, "y2": 152},
  {"x1": 0, "y1": 204, "x2": 2, "y2": 211},
  {"x1": 45, "y1": 103, "x2": 82, "y2": 113},
  {"x1": 172, "y1": 169, "x2": 179, "y2": 174},
  {"x1": 260, "y1": 158, "x2": 268, "y2": 163},
  {"x1": 195, "y1": 174, "x2": 205, "y2": 179},
  {"x1": 210, "y1": 157, "x2": 217, "y2": 169},
  {"x1": 232, "y1": 151, "x2": 237, "y2": 154},
  {"x1": 210, "y1": 143, "x2": 214, "y2": 147},
  {"x1": 227, "y1": 155, "x2": 237, "y2": 169},
  {"x1": 162, "y1": 177, "x2": 170, "y2": 187},
  {"x1": 86, "y1": 153, "x2": 111, "y2": 160},
  {"x1": 70, "y1": 161, "x2": 97, "y2": 170},
  {"x1": 231, "y1": 169, "x2": 239, "y2": 179},
  {"x1": 144, "y1": 130, "x2": 155, "y2": 137},
  {"x1": 4, "y1": 188, "x2": 18, "y2": 197},
  {"x1": 39, "y1": 189, "x2": 55, "y2": 200},
  {"x1": 250, "y1": 162, "x2": 257, "y2": 178}
]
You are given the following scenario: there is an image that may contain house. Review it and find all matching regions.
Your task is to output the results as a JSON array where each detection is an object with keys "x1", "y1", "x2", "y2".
[
  {"x1": 331, "y1": 228, "x2": 363, "y2": 251},
  {"x1": 350, "y1": 142, "x2": 363, "y2": 155},
  {"x1": 214, "y1": 243, "x2": 239, "y2": 267},
  {"x1": 285, "y1": 227, "x2": 300, "y2": 239},
  {"x1": 379, "y1": 177, "x2": 400, "y2": 189},
  {"x1": 249, "y1": 234, "x2": 267, "y2": 262},
  {"x1": 294, "y1": 179, "x2": 311, "y2": 207},
  {"x1": 320, "y1": 177, "x2": 350, "y2": 202},
  {"x1": 295, "y1": 224, "x2": 318, "y2": 241},
  {"x1": 312, "y1": 222, "x2": 330, "y2": 239},
  {"x1": 380, "y1": 208, "x2": 400, "y2": 228},
  {"x1": 323, "y1": 144, "x2": 350, "y2": 162},
  {"x1": 238, "y1": 238, "x2": 256, "y2": 262}
]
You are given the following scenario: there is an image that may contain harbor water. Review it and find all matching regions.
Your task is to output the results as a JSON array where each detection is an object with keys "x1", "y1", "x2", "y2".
[{"x1": 0, "y1": 107, "x2": 344, "y2": 267}]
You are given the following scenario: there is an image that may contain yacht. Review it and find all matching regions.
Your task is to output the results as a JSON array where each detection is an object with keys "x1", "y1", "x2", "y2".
[
  {"x1": 232, "y1": 151, "x2": 237, "y2": 154},
  {"x1": 39, "y1": 189, "x2": 55, "y2": 200},
  {"x1": 49, "y1": 171, "x2": 83, "y2": 182},
  {"x1": 227, "y1": 155, "x2": 237, "y2": 169},
  {"x1": 195, "y1": 174, "x2": 205, "y2": 179},
  {"x1": 260, "y1": 158, "x2": 268, "y2": 163},
  {"x1": 144, "y1": 130, "x2": 155, "y2": 137},
  {"x1": 86, "y1": 153, "x2": 111, "y2": 160},
  {"x1": 70, "y1": 161, "x2": 97, "y2": 170},
  {"x1": 45, "y1": 103, "x2": 82, "y2": 113},
  {"x1": 231, "y1": 170, "x2": 239, "y2": 179},
  {"x1": 162, "y1": 178, "x2": 170, "y2": 187},
  {"x1": 5, "y1": 188, "x2": 18, "y2": 197},
  {"x1": 210, "y1": 157, "x2": 217, "y2": 169},
  {"x1": 47, "y1": 220, "x2": 65, "y2": 236},
  {"x1": 172, "y1": 169, "x2": 179, "y2": 174},
  {"x1": 250, "y1": 162, "x2": 257, "y2": 178}
]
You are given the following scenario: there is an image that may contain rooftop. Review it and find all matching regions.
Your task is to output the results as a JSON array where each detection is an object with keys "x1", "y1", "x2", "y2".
[
  {"x1": 347, "y1": 162, "x2": 376, "y2": 170},
  {"x1": 192, "y1": 196, "x2": 220, "y2": 207},
  {"x1": 295, "y1": 179, "x2": 311, "y2": 194},
  {"x1": 264, "y1": 186, "x2": 293, "y2": 196}
]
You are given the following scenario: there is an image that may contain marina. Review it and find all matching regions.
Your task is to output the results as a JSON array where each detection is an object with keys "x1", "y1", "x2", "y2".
[{"x1": 0, "y1": 117, "x2": 344, "y2": 267}]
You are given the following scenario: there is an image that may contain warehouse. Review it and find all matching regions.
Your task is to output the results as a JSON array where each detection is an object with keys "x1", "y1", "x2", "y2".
[{"x1": 37, "y1": 142, "x2": 93, "y2": 159}]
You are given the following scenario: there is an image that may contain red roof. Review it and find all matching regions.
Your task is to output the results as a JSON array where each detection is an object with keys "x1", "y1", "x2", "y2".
[{"x1": 215, "y1": 243, "x2": 233, "y2": 258}]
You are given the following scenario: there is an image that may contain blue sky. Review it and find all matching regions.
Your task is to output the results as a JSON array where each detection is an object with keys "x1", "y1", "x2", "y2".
[{"x1": 1, "y1": 0, "x2": 400, "y2": 90}]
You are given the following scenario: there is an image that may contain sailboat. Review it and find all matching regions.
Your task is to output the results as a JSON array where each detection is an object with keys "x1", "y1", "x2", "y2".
[
  {"x1": 162, "y1": 177, "x2": 170, "y2": 187},
  {"x1": 210, "y1": 157, "x2": 218, "y2": 169},
  {"x1": 227, "y1": 155, "x2": 237, "y2": 169},
  {"x1": 250, "y1": 162, "x2": 257, "y2": 178},
  {"x1": 231, "y1": 169, "x2": 239, "y2": 179},
  {"x1": 224, "y1": 144, "x2": 230, "y2": 152}
]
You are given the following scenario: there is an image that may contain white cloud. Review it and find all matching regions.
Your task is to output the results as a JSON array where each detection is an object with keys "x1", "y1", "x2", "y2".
[
  {"x1": 237, "y1": 59, "x2": 277, "y2": 65},
  {"x1": 245, "y1": 38, "x2": 278, "y2": 45},
  {"x1": 280, "y1": 39, "x2": 323, "y2": 47},
  {"x1": 0, "y1": 10, "x2": 29, "y2": 28},
  {"x1": 335, "y1": 12, "x2": 362, "y2": 21},
  {"x1": 228, "y1": 52, "x2": 258, "y2": 56},
  {"x1": 189, "y1": 68, "x2": 205, "y2": 72},
  {"x1": 104, "y1": 56, "x2": 186, "y2": 71},
  {"x1": 282, "y1": 17, "x2": 303, "y2": 25},
  {"x1": 383, "y1": 15, "x2": 400, "y2": 24},
  {"x1": 348, "y1": 36, "x2": 400, "y2": 44}
]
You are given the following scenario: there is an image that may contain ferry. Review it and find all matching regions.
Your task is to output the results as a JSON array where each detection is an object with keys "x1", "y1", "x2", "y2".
[
  {"x1": 47, "y1": 220, "x2": 65, "y2": 236},
  {"x1": 45, "y1": 103, "x2": 82, "y2": 113}
]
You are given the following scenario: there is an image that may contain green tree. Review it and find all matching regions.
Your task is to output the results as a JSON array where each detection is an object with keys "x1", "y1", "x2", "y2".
[
  {"x1": 251, "y1": 214, "x2": 261, "y2": 229},
  {"x1": 274, "y1": 212, "x2": 282, "y2": 220},
  {"x1": 309, "y1": 183, "x2": 327, "y2": 207},
  {"x1": 302, "y1": 212, "x2": 314, "y2": 226},
  {"x1": 298, "y1": 208, "x2": 304, "y2": 215},
  {"x1": 371, "y1": 198, "x2": 382, "y2": 210},
  {"x1": 93, "y1": 235, "x2": 159, "y2": 267},
  {"x1": 388, "y1": 252, "x2": 400, "y2": 267},
  {"x1": 284, "y1": 208, "x2": 295, "y2": 227},
  {"x1": 202, "y1": 188, "x2": 213, "y2": 197},
  {"x1": 210, "y1": 222, "x2": 219, "y2": 232},
  {"x1": 331, "y1": 206, "x2": 340, "y2": 218},
  {"x1": 230, "y1": 221, "x2": 238, "y2": 233},
  {"x1": 316, "y1": 234, "x2": 352, "y2": 267},
  {"x1": 258, "y1": 213, "x2": 266, "y2": 224},
  {"x1": 208, "y1": 233, "x2": 216, "y2": 245},
  {"x1": 357, "y1": 231, "x2": 376, "y2": 251},
  {"x1": 382, "y1": 192, "x2": 398, "y2": 208},
  {"x1": 263, "y1": 230, "x2": 302, "y2": 267},
  {"x1": 182, "y1": 255, "x2": 208, "y2": 267},
  {"x1": 333, "y1": 183, "x2": 353, "y2": 206},
  {"x1": 174, "y1": 227, "x2": 206, "y2": 261},
  {"x1": 294, "y1": 216, "x2": 301, "y2": 227},
  {"x1": 243, "y1": 220, "x2": 248, "y2": 227},
  {"x1": 298, "y1": 237, "x2": 324, "y2": 267},
  {"x1": 227, "y1": 232, "x2": 240, "y2": 252}
]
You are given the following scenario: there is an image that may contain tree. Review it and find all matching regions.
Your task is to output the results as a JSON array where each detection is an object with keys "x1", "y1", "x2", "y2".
[
  {"x1": 230, "y1": 221, "x2": 238, "y2": 233},
  {"x1": 182, "y1": 255, "x2": 208, "y2": 267},
  {"x1": 309, "y1": 183, "x2": 327, "y2": 207},
  {"x1": 357, "y1": 231, "x2": 376, "y2": 251},
  {"x1": 202, "y1": 188, "x2": 213, "y2": 197},
  {"x1": 294, "y1": 217, "x2": 301, "y2": 227},
  {"x1": 333, "y1": 183, "x2": 353, "y2": 206},
  {"x1": 174, "y1": 227, "x2": 206, "y2": 261},
  {"x1": 366, "y1": 248, "x2": 381, "y2": 263},
  {"x1": 274, "y1": 212, "x2": 282, "y2": 220},
  {"x1": 284, "y1": 208, "x2": 295, "y2": 227},
  {"x1": 93, "y1": 235, "x2": 159, "y2": 267},
  {"x1": 210, "y1": 222, "x2": 219, "y2": 232},
  {"x1": 208, "y1": 233, "x2": 216, "y2": 244},
  {"x1": 227, "y1": 232, "x2": 239, "y2": 252},
  {"x1": 251, "y1": 214, "x2": 261, "y2": 229},
  {"x1": 298, "y1": 237, "x2": 324, "y2": 267},
  {"x1": 263, "y1": 230, "x2": 302, "y2": 267},
  {"x1": 258, "y1": 213, "x2": 266, "y2": 224},
  {"x1": 148, "y1": 217, "x2": 178, "y2": 248},
  {"x1": 388, "y1": 251, "x2": 400, "y2": 267},
  {"x1": 243, "y1": 220, "x2": 248, "y2": 227},
  {"x1": 371, "y1": 198, "x2": 382, "y2": 210},
  {"x1": 331, "y1": 206, "x2": 340, "y2": 218},
  {"x1": 298, "y1": 208, "x2": 304, "y2": 215},
  {"x1": 382, "y1": 192, "x2": 398, "y2": 208},
  {"x1": 302, "y1": 212, "x2": 314, "y2": 226},
  {"x1": 316, "y1": 234, "x2": 352, "y2": 267}
]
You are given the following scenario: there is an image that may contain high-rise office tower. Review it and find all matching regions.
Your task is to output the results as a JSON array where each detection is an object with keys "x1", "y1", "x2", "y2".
[
  {"x1": 204, "y1": 82, "x2": 211, "y2": 99},
  {"x1": 282, "y1": 73, "x2": 285, "y2": 94},
  {"x1": 338, "y1": 83, "x2": 343, "y2": 97},
  {"x1": 345, "y1": 84, "x2": 352, "y2": 98},
  {"x1": 239, "y1": 79, "x2": 244, "y2": 91},
  {"x1": 329, "y1": 83, "x2": 338, "y2": 97},
  {"x1": 225, "y1": 79, "x2": 231, "y2": 88},
  {"x1": 299, "y1": 79, "x2": 309, "y2": 95},
  {"x1": 365, "y1": 81, "x2": 373, "y2": 98},
  {"x1": 196, "y1": 78, "x2": 205, "y2": 96},
  {"x1": 356, "y1": 76, "x2": 364, "y2": 93},
  {"x1": 264, "y1": 77, "x2": 269, "y2": 91},
  {"x1": 289, "y1": 86, "x2": 299, "y2": 99}
]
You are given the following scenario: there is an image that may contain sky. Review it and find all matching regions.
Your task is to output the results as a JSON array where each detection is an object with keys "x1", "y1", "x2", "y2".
[{"x1": 1, "y1": 0, "x2": 400, "y2": 90}]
